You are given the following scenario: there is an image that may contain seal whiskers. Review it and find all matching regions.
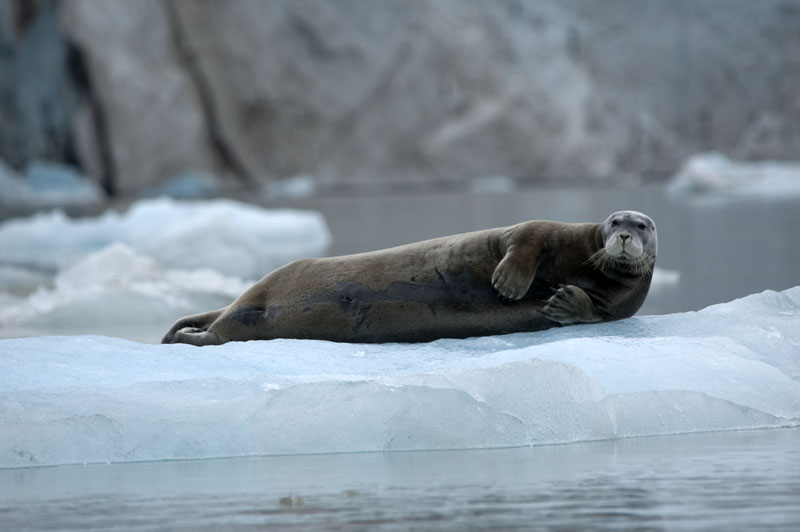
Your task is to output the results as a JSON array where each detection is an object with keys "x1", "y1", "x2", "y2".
[{"x1": 586, "y1": 248, "x2": 652, "y2": 276}]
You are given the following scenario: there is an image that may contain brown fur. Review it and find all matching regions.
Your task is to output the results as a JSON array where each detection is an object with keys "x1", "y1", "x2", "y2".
[{"x1": 162, "y1": 212, "x2": 656, "y2": 345}]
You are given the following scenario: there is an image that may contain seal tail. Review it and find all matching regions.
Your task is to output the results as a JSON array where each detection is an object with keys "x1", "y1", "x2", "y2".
[{"x1": 161, "y1": 307, "x2": 227, "y2": 344}]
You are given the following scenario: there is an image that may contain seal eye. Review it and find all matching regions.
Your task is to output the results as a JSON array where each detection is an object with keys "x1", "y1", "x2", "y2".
[
  {"x1": 611, "y1": 220, "x2": 619, "y2": 227},
  {"x1": 637, "y1": 223, "x2": 647, "y2": 230}
]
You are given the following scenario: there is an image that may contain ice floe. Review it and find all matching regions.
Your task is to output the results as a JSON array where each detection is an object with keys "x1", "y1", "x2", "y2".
[
  {"x1": 0, "y1": 159, "x2": 104, "y2": 208},
  {"x1": 0, "y1": 243, "x2": 250, "y2": 342},
  {"x1": 0, "y1": 197, "x2": 331, "y2": 341},
  {"x1": 669, "y1": 152, "x2": 800, "y2": 199},
  {"x1": 0, "y1": 197, "x2": 331, "y2": 278},
  {"x1": 0, "y1": 287, "x2": 797, "y2": 468}
]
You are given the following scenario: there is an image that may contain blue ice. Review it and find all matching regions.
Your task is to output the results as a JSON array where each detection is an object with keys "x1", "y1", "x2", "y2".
[{"x1": 1, "y1": 287, "x2": 798, "y2": 468}]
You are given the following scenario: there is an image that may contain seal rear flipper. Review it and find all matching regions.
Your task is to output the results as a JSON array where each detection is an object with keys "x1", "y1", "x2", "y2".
[
  {"x1": 171, "y1": 327, "x2": 224, "y2": 346},
  {"x1": 161, "y1": 307, "x2": 227, "y2": 344}
]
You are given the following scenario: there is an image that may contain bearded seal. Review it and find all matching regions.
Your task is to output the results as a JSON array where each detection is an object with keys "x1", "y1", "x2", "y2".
[{"x1": 162, "y1": 210, "x2": 657, "y2": 345}]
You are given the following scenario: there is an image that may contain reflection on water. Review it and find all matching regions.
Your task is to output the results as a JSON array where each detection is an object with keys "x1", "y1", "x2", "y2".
[
  {"x1": 2, "y1": 428, "x2": 799, "y2": 530},
  {"x1": 260, "y1": 185, "x2": 800, "y2": 315}
]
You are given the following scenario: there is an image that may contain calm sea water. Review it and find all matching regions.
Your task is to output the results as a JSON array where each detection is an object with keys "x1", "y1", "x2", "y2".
[{"x1": 1, "y1": 429, "x2": 798, "y2": 531}]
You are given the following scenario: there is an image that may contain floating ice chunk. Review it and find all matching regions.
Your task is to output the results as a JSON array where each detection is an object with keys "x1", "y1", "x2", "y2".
[
  {"x1": 23, "y1": 160, "x2": 104, "y2": 207},
  {"x1": 650, "y1": 266, "x2": 680, "y2": 291},
  {"x1": 0, "y1": 158, "x2": 35, "y2": 206},
  {"x1": 55, "y1": 242, "x2": 161, "y2": 289},
  {"x1": 0, "y1": 287, "x2": 798, "y2": 468},
  {"x1": 0, "y1": 209, "x2": 106, "y2": 269},
  {"x1": 0, "y1": 265, "x2": 52, "y2": 297},
  {"x1": 0, "y1": 243, "x2": 249, "y2": 342},
  {"x1": 0, "y1": 197, "x2": 331, "y2": 278},
  {"x1": 262, "y1": 174, "x2": 317, "y2": 199},
  {"x1": 669, "y1": 152, "x2": 800, "y2": 199},
  {"x1": 142, "y1": 170, "x2": 223, "y2": 199}
]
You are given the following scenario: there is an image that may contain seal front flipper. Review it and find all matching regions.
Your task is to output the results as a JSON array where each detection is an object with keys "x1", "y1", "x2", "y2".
[
  {"x1": 540, "y1": 284, "x2": 604, "y2": 325},
  {"x1": 491, "y1": 224, "x2": 543, "y2": 300},
  {"x1": 491, "y1": 254, "x2": 534, "y2": 300}
]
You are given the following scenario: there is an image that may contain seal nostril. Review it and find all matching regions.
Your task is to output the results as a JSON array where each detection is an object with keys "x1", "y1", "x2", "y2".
[{"x1": 620, "y1": 234, "x2": 630, "y2": 242}]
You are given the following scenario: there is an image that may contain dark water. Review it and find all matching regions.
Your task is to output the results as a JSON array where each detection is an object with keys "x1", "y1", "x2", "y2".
[
  {"x1": 1, "y1": 429, "x2": 799, "y2": 531},
  {"x1": 261, "y1": 185, "x2": 800, "y2": 316}
]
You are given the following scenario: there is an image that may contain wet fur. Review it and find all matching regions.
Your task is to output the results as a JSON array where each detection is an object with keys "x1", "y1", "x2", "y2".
[{"x1": 163, "y1": 211, "x2": 657, "y2": 345}]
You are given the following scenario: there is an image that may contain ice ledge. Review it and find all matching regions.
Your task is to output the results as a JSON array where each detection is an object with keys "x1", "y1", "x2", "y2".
[{"x1": 1, "y1": 287, "x2": 798, "y2": 468}]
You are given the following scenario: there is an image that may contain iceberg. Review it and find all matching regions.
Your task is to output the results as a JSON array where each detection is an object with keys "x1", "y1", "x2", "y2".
[
  {"x1": 0, "y1": 197, "x2": 331, "y2": 341},
  {"x1": 0, "y1": 287, "x2": 798, "y2": 468},
  {"x1": 23, "y1": 161, "x2": 104, "y2": 207},
  {"x1": 0, "y1": 159, "x2": 35, "y2": 206},
  {"x1": 0, "y1": 243, "x2": 250, "y2": 342},
  {"x1": 262, "y1": 174, "x2": 317, "y2": 199},
  {"x1": 0, "y1": 197, "x2": 331, "y2": 279},
  {"x1": 0, "y1": 159, "x2": 104, "y2": 208},
  {"x1": 140, "y1": 170, "x2": 223, "y2": 199},
  {"x1": 669, "y1": 152, "x2": 800, "y2": 199}
]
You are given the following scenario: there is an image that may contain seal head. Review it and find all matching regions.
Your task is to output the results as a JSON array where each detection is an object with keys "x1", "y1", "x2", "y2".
[{"x1": 588, "y1": 210, "x2": 657, "y2": 276}]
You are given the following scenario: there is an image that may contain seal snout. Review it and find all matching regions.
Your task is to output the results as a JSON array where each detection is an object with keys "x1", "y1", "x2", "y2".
[
  {"x1": 605, "y1": 232, "x2": 643, "y2": 259},
  {"x1": 617, "y1": 232, "x2": 643, "y2": 257}
]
